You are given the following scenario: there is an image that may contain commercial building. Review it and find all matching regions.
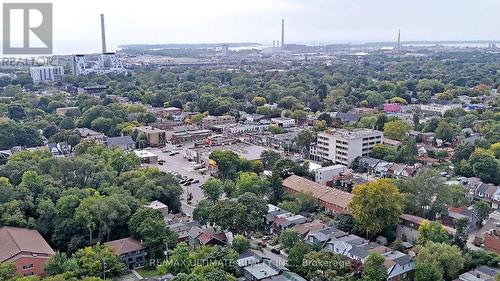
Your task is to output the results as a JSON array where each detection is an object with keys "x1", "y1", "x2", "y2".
[
  {"x1": 0, "y1": 226, "x2": 55, "y2": 277},
  {"x1": 314, "y1": 129, "x2": 383, "y2": 166},
  {"x1": 135, "y1": 126, "x2": 166, "y2": 147},
  {"x1": 202, "y1": 115, "x2": 236, "y2": 129},
  {"x1": 30, "y1": 66, "x2": 64, "y2": 83},
  {"x1": 315, "y1": 164, "x2": 348, "y2": 185},
  {"x1": 134, "y1": 150, "x2": 158, "y2": 164},
  {"x1": 171, "y1": 129, "x2": 212, "y2": 144},
  {"x1": 271, "y1": 117, "x2": 296, "y2": 128}
]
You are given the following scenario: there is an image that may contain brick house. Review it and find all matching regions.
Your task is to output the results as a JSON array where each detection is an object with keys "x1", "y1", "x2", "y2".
[
  {"x1": 0, "y1": 226, "x2": 55, "y2": 277},
  {"x1": 282, "y1": 175, "x2": 352, "y2": 215}
]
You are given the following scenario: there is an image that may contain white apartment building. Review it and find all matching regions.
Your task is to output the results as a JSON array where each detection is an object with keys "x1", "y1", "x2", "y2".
[
  {"x1": 30, "y1": 66, "x2": 64, "y2": 83},
  {"x1": 271, "y1": 117, "x2": 296, "y2": 128},
  {"x1": 419, "y1": 103, "x2": 462, "y2": 116},
  {"x1": 315, "y1": 164, "x2": 348, "y2": 185},
  {"x1": 314, "y1": 128, "x2": 383, "y2": 166}
]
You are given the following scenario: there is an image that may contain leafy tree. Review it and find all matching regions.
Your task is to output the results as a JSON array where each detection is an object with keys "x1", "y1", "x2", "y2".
[
  {"x1": 232, "y1": 235, "x2": 250, "y2": 254},
  {"x1": 73, "y1": 243, "x2": 125, "y2": 278},
  {"x1": 280, "y1": 229, "x2": 300, "y2": 249},
  {"x1": 464, "y1": 250, "x2": 500, "y2": 271},
  {"x1": 474, "y1": 201, "x2": 493, "y2": 223},
  {"x1": 294, "y1": 130, "x2": 315, "y2": 154},
  {"x1": 158, "y1": 242, "x2": 191, "y2": 275},
  {"x1": 251, "y1": 96, "x2": 266, "y2": 106},
  {"x1": 414, "y1": 263, "x2": 443, "y2": 281},
  {"x1": 287, "y1": 241, "x2": 312, "y2": 275},
  {"x1": 415, "y1": 241, "x2": 465, "y2": 280},
  {"x1": 0, "y1": 262, "x2": 17, "y2": 281},
  {"x1": 469, "y1": 149, "x2": 500, "y2": 184},
  {"x1": 209, "y1": 150, "x2": 240, "y2": 180},
  {"x1": 350, "y1": 179, "x2": 403, "y2": 236},
  {"x1": 435, "y1": 121, "x2": 458, "y2": 142},
  {"x1": 417, "y1": 221, "x2": 450, "y2": 244},
  {"x1": 302, "y1": 250, "x2": 350, "y2": 280},
  {"x1": 201, "y1": 178, "x2": 224, "y2": 203},
  {"x1": 383, "y1": 120, "x2": 410, "y2": 141},
  {"x1": 44, "y1": 251, "x2": 77, "y2": 276},
  {"x1": 128, "y1": 207, "x2": 176, "y2": 248},
  {"x1": 267, "y1": 173, "x2": 283, "y2": 204},
  {"x1": 362, "y1": 253, "x2": 387, "y2": 281},
  {"x1": 260, "y1": 150, "x2": 281, "y2": 170}
]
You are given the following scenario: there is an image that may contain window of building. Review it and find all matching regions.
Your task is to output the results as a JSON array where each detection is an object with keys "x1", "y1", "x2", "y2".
[{"x1": 23, "y1": 264, "x2": 34, "y2": 270}]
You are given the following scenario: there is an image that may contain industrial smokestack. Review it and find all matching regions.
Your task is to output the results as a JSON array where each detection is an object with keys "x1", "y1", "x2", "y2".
[
  {"x1": 281, "y1": 18, "x2": 285, "y2": 48},
  {"x1": 100, "y1": 14, "x2": 107, "y2": 54},
  {"x1": 397, "y1": 29, "x2": 401, "y2": 53}
]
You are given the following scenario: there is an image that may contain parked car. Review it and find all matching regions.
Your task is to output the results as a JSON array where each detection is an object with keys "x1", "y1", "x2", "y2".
[
  {"x1": 257, "y1": 240, "x2": 267, "y2": 247},
  {"x1": 183, "y1": 182, "x2": 192, "y2": 186},
  {"x1": 176, "y1": 144, "x2": 183, "y2": 148},
  {"x1": 270, "y1": 248, "x2": 280, "y2": 254},
  {"x1": 169, "y1": 153, "x2": 176, "y2": 156},
  {"x1": 191, "y1": 179, "x2": 200, "y2": 184},
  {"x1": 161, "y1": 149, "x2": 171, "y2": 153},
  {"x1": 158, "y1": 159, "x2": 165, "y2": 165}
]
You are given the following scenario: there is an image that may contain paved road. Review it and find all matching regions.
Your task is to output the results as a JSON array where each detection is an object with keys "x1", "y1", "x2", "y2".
[{"x1": 145, "y1": 144, "x2": 209, "y2": 215}]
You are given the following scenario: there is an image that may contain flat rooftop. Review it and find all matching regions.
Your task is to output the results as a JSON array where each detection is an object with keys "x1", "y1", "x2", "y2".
[
  {"x1": 322, "y1": 128, "x2": 383, "y2": 139},
  {"x1": 191, "y1": 143, "x2": 267, "y2": 161}
]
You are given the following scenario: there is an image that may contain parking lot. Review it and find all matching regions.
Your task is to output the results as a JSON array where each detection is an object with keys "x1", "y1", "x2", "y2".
[{"x1": 144, "y1": 144, "x2": 209, "y2": 216}]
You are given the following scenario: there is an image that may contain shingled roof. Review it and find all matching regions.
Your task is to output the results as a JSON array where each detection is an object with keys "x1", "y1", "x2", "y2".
[
  {"x1": 104, "y1": 237, "x2": 144, "y2": 255},
  {"x1": 0, "y1": 226, "x2": 55, "y2": 262}
]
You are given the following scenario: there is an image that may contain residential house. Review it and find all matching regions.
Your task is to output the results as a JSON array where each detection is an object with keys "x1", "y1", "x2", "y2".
[
  {"x1": 144, "y1": 200, "x2": 169, "y2": 217},
  {"x1": 289, "y1": 221, "x2": 327, "y2": 238},
  {"x1": 188, "y1": 227, "x2": 227, "y2": 249},
  {"x1": 47, "y1": 142, "x2": 71, "y2": 156},
  {"x1": 304, "y1": 227, "x2": 348, "y2": 247},
  {"x1": 334, "y1": 112, "x2": 361, "y2": 125},
  {"x1": 104, "y1": 237, "x2": 146, "y2": 269},
  {"x1": 458, "y1": 266, "x2": 500, "y2": 281},
  {"x1": 331, "y1": 172, "x2": 367, "y2": 192},
  {"x1": 168, "y1": 221, "x2": 201, "y2": 243},
  {"x1": 473, "y1": 216, "x2": 500, "y2": 253},
  {"x1": 272, "y1": 215, "x2": 307, "y2": 234},
  {"x1": 0, "y1": 227, "x2": 55, "y2": 277},
  {"x1": 106, "y1": 136, "x2": 135, "y2": 150},
  {"x1": 442, "y1": 207, "x2": 480, "y2": 232},
  {"x1": 326, "y1": 233, "x2": 415, "y2": 281},
  {"x1": 397, "y1": 214, "x2": 455, "y2": 243},
  {"x1": 75, "y1": 128, "x2": 107, "y2": 142},
  {"x1": 282, "y1": 175, "x2": 352, "y2": 215}
]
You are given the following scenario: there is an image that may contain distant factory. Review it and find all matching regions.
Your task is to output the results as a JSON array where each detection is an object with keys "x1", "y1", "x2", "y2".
[
  {"x1": 262, "y1": 18, "x2": 290, "y2": 55},
  {"x1": 72, "y1": 14, "x2": 126, "y2": 75}
]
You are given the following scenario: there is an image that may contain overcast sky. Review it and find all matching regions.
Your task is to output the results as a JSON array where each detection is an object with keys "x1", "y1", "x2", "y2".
[{"x1": 6, "y1": 0, "x2": 500, "y2": 54}]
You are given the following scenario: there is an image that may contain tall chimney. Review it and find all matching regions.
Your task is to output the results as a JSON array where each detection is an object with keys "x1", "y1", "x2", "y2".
[
  {"x1": 100, "y1": 14, "x2": 107, "y2": 54},
  {"x1": 281, "y1": 18, "x2": 285, "y2": 48},
  {"x1": 397, "y1": 29, "x2": 401, "y2": 53}
]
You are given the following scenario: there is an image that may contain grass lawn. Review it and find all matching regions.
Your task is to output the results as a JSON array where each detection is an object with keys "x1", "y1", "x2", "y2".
[{"x1": 136, "y1": 268, "x2": 161, "y2": 278}]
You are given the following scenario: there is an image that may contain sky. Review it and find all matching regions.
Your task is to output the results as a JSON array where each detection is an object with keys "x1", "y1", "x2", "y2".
[{"x1": 3, "y1": 0, "x2": 500, "y2": 54}]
